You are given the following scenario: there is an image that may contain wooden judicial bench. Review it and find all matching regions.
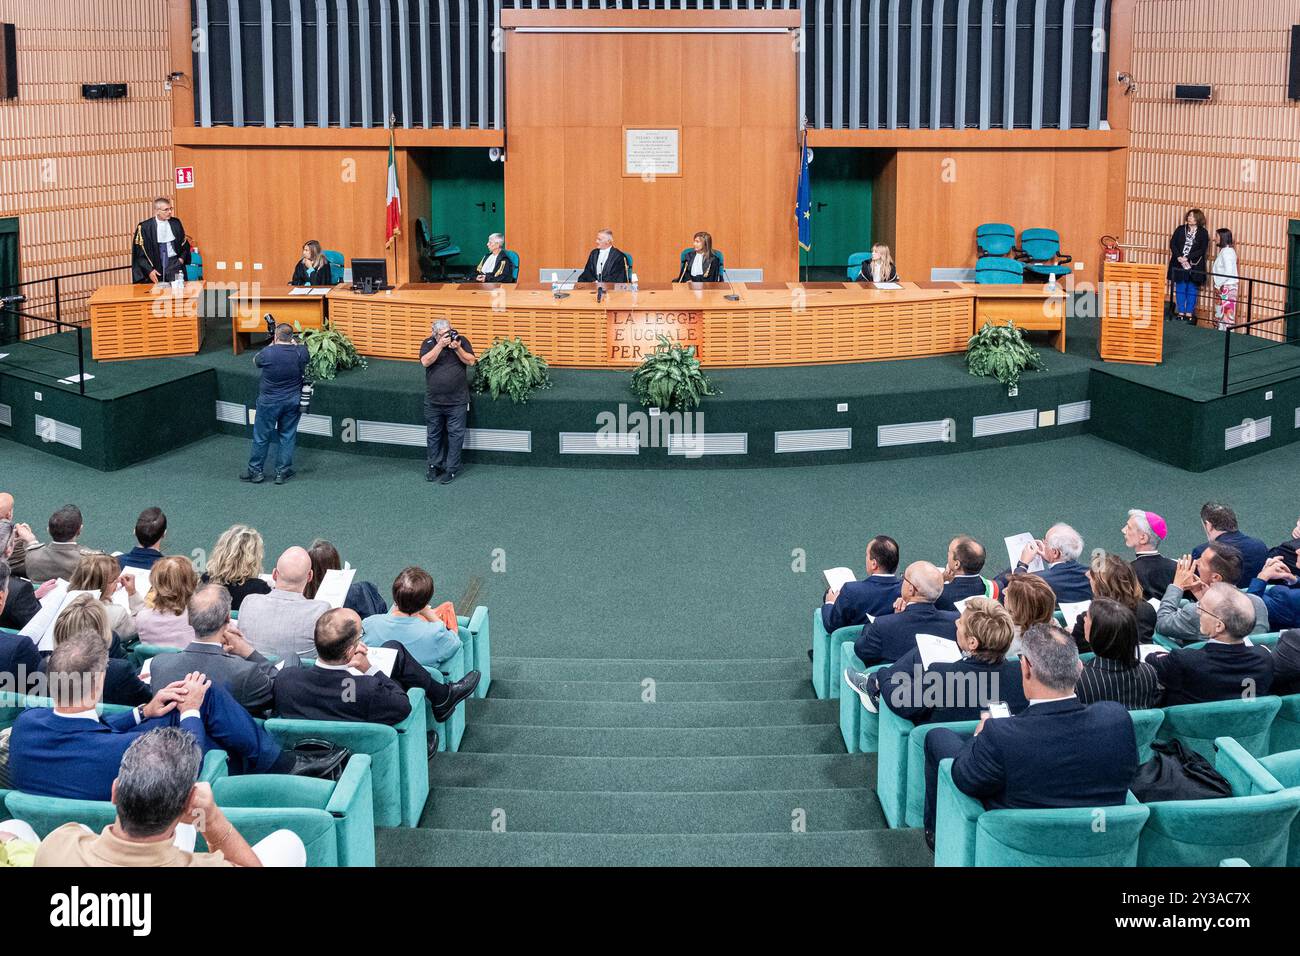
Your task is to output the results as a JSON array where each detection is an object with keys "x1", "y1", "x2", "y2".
[{"x1": 229, "y1": 285, "x2": 327, "y2": 354}]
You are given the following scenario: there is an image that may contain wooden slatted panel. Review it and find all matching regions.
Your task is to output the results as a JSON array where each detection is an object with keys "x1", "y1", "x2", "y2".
[
  {"x1": 89, "y1": 296, "x2": 200, "y2": 361},
  {"x1": 1100, "y1": 260, "x2": 1165, "y2": 365}
]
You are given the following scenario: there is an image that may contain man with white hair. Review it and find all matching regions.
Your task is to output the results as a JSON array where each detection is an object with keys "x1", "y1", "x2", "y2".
[
  {"x1": 1148, "y1": 583, "x2": 1273, "y2": 706},
  {"x1": 849, "y1": 561, "x2": 958, "y2": 668},
  {"x1": 420, "y1": 316, "x2": 477, "y2": 485},
  {"x1": 236, "y1": 546, "x2": 330, "y2": 659},
  {"x1": 995, "y1": 522, "x2": 1092, "y2": 604},
  {"x1": 577, "y1": 228, "x2": 631, "y2": 284},
  {"x1": 1122, "y1": 509, "x2": 1176, "y2": 599},
  {"x1": 474, "y1": 233, "x2": 514, "y2": 282}
]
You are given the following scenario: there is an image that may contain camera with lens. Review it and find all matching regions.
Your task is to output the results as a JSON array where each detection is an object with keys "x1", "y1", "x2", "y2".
[{"x1": 442, "y1": 328, "x2": 460, "y2": 345}]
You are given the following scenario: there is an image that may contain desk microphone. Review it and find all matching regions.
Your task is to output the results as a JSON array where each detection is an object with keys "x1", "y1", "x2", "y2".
[
  {"x1": 721, "y1": 269, "x2": 740, "y2": 300},
  {"x1": 596, "y1": 283, "x2": 606, "y2": 303},
  {"x1": 553, "y1": 268, "x2": 580, "y2": 300}
]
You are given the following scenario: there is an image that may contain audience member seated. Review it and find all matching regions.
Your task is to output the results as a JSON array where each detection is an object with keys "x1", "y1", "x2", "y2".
[
  {"x1": 994, "y1": 523, "x2": 1092, "y2": 603},
  {"x1": 845, "y1": 596, "x2": 1026, "y2": 722},
  {"x1": 237, "y1": 546, "x2": 329, "y2": 659},
  {"x1": 41, "y1": 596, "x2": 151, "y2": 707},
  {"x1": 1003, "y1": 572, "x2": 1057, "y2": 656},
  {"x1": 820, "y1": 534, "x2": 902, "y2": 632},
  {"x1": 35, "y1": 728, "x2": 305, "y2": 867},
  {"x1": 852, "y1": 562, "x2": 958, "y2": 667},
  {"x1": 1266, "y1": 516, "x2": 1300, "y2": 576},
  {"x1": 1148, "y1": 583, "x2": 1273, "y2": 706},
  {"x1": 200, "y1": 524, "x2": 272, "y2": 611},
  {"x1": 0, "y1": 820, "x2": 38, "y2": 867},
  {"x1": 1156, "y1": 545, "x2": 1269, "y2": 646},
  {"x1": 1247, "y1": 555, "x2": 1300, "y2": 631},
  {"x1": 1075, "y1": 598, "x2": 1160, "y2": 709},
  {"x1": 134, "y1": 555, "x2": 198, "y2": 648},
  {"x1": 1072, "y1": 552, "x2": 1155, "y2": 650},
  {"x1": 1123, "y1": 508, "x2": 1176, "y2": 599},
  {"x1": 0, "y1": 560, "x2": 40, "y2": 686},
  {"x1": 119, "y1": 507, "x2": 167, "y2": 571},
  {"x1": 0, "y1": 520, "x2": 41, "y2": 631},
  {"x1": 273, "y1": 608, "x2": 480, "y2": 733},
  {"x1": 1191, "y1": 501, "x2": 1268, "y2": 586},
  {"x1": 9, "y1": 634, "x2": 339, "y2": 801},
  {"x1": 362, "y1": 566, "x2": 462, "y2": 668},
  {"x1": 921, "y1": 623, "x2": 1138, "y2": 844},
  {"x1": 1273, "y1": 628, "x2": 1300, "y2": 695},
  {"x1": 0, "y1": 492, "x2": 11, "y2": 522},
  {"x1": 68, "y1": 552, "x2": 144, "y2": 642},
  {"x1": 150, "y1": 584, "x2": 279, "y2": 716},
  {"x1": 935, "y1": 535, "x2": 996, "y2": 611},
  {"x1": 6, "y1": 504, "x2": 98, "y2": 585},
  {"x1": 304, "y1": 538, "x2": 387, "y2": 618}
]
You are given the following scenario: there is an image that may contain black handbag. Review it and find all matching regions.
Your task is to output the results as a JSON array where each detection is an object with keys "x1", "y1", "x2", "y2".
[
  {"x1": 1130, "y1": 739, "x2": 1233, "y2": 802},
  {"x1": 290, "y1": 738, "x2": 352, "y2": 782}
]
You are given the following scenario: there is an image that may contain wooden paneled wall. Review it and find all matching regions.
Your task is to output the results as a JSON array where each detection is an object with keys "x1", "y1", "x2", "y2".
[
  {"x1": 1124, "y1": 0, "x2": 1300, "y2": 333},
  {"x1": 502, "y1": 11, "x2": 800, "y2": 284},
  {"x1": 0, "y1": 1, "x2": 172, "y2": 323}
]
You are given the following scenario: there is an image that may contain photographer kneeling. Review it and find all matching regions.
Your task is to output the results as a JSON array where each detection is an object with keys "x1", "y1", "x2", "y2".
[
  {"x1": 420, "y1": 318, "x2": 476, "y2": 484},
  {"x1": 241, "y1": 322, "x2": 309, "y2": 486}
]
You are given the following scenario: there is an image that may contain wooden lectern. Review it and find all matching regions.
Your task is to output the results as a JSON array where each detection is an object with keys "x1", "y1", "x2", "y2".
[
  {"x1": 87, "y1": 283, "x2": 204, "y2": 361},
  {"x1": 1100, "y1": 261, "x2": 1165, "y2": 365}
]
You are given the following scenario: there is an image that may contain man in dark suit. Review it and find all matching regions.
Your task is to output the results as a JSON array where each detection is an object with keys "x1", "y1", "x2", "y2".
[
  {"x1": 1247, "y1": 555, "x2": 1300, "y2": 631},
  {"x1": 1149, "y1": 583, "x2": 1274, "y2": 706},
  {"x1": 853, "y1": 562, "x2": 958, "y2": 667},
  {"x1": 0, "y1": 558, "x2": 40, "y2": 690},
  {"x1": 994, "y1": 523, "x2": 1092, "y2": 604},
  {"x1": 1123, "y1": 509, "x2": 1176, "y2": 600},
  {"x1": 922, "y1": 623, "x2": 1138, "y2": 841},
  {"x1": 151, "y1": 584, "x2": 280, "y2": 716},
  {"x1": 131, "y1": 197, "x2": 192, "y2": 283},
  {"x1": 0, "y1": 520, "x2": 41, "y2": 631},
  {"x1": 577, "y1": 228, "x2": 631, "y2": 283},
  {"x1": 1273, "y1": 629, "x2": 1300, "y2": 696},
  {"x1": 1266, "y1": 516, "x2": 1300, "y2": 576},
  {"x1": 821, "y1": 534, "x2": 902, "y2": 632},
  {"x1": 119, "y1": 506, "x2": 167, "y2": 572},
  {"x1": 936, "y1": 536, "x2": 994, "y2": 612},
  {"x1": 1190, "y1": 501, "x2": 1268, "y2": 587},
  {"x1": 273, "y1": 608, "x2": 479, "y2": 730}
]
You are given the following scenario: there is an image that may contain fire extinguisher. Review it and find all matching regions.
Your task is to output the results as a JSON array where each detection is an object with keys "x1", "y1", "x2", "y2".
[{"x1": 1099, "y1": 235, "x2": 1123, "y2": 281}]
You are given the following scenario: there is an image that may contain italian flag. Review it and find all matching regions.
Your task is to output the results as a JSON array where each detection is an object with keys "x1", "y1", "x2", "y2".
[{"x1": 385, "y1": 129, "x2": 401, "y2": 247}]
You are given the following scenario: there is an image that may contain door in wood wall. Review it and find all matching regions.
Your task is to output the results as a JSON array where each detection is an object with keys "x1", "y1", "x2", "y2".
[{"x1": 0, "y1": 217, "x2": 18, "y2": 345}]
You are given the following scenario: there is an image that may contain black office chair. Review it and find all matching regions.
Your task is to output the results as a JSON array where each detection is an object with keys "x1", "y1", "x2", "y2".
[{"x1": 416, "y1": 218, "x2": 461, "y2": 281}]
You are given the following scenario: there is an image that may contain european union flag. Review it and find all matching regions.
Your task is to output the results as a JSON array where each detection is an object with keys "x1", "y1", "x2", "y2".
[{"x1": 795, "y1": 129, "x2": 812, "y2": 251}]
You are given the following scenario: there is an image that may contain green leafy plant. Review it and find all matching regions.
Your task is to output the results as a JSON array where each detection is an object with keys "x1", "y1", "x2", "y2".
[
  {"x1": 630, "y1": 335, "x2": 720, "y2": 410},
  {"x1": 965, "y1": 321, "x2": 1046, "y2": 391},
  {"x1": 472, "y1": 336, "x2": 552, "y2": 404},
  {"x1": 297, "y1": 321, "x2": 367, "y2": 383}
]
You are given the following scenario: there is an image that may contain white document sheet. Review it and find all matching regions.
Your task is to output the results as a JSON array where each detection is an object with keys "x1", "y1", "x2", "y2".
[
  {"x1": 823, "y1": 567, "x2": 857, "y2": 592},
  {"x1": 1057, "y1": 600, "x2": 1091, "y2": 633},
  {"x1": 365, "y1": 646, "x2": 398, "y2": 677},
  {"x1": 1004, "y1": 533, "x2": 1046, "y2": 573},
  {"x1": 872, "y1": 282, "x2": 903, "y2": 290},
  {"x1": 916, "y1": 632, "x2": 962, "y2": 669},
  {"x1": 314, "y1": 568, "x2": 355, "y2": 609}
]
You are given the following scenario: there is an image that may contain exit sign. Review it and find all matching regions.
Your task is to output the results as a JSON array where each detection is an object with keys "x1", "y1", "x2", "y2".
[{"x1": 175, "y1": 166, "x2": 194, "y2": 189}]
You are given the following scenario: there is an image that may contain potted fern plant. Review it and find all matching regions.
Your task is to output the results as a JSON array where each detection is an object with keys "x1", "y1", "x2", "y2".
[
  {"x1": 472, "y1": 336, "x2": 552, "y2": 403},
  {"x1": 296, "y1": 321, "x2": 367, "y2": 383},
  {"x1": 630, "y1": 335, "x2": 720, "y2": 410},
  {"x1": 965, "y1": 321, "x2": 1046, "y2": 394}
]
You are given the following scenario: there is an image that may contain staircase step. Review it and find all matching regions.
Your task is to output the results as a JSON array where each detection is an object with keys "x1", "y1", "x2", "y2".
[
  {"x1": 491, "y1": 657, "x2": 810, "y2": 683},
  {"x1": 419, "y1": 786, "x2": 886, "y2": 833},
  {"x1": 459, "y1": 723, "x2": 846, "y2": 757},
  {"x1": 487, "y1": 677, "x2": 812, "y2": 702},
  {"x1": 467, "y1": 697, "x2": 837, "y2": 728},
  {"x1": 377, "y1": 827, "x2": 932, "y2": 867},
  {"x1": 431, "y1": 752, "x2": 869, "y2": 792}
]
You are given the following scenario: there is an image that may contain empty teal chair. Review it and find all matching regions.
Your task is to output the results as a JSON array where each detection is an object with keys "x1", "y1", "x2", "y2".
[
  {"x1": 934, "y1": 759, "x2": 1149, "y2": 867},
  {"x1": 1156, "y1": 695, "x2": 1282, "y2": 762},
  {"x1": 975, "y1": 223, "x2": 1017, "y2": 256},
  {"x1": 1135, "y1": 737, "x2": 1300, "y2": 867},
  {"x1": 264, "y1": 687, "x2": 428, "y2": 828},
  {"x1": 846, "y1": 251, "x2": 873, "y2": 281},
  {"x1": 1216, "y1": 737, "x2": 1300, "y2": 866},
  {"x1": 810, "y1": 608, "x2": 863, "y2": 700},
  {"x1": 322, "y1": 249, "x2": 344, "y2": 273},
  {"x1": 838, "y1": 642, "x2": 886, "y2": 753},
  {"x1": 1272, "y1": 694, "x2": 1300, "y2": 754},
  {"x1": 974, "y1": 256, "x2": 1025, "y2": 284},
  {"x1": 185, "y1": 250, "x2": 203, "y2": 281},
  {"x1": 460, "y1": 605, "x2": 491, "y2": 698},
  {"x1": 1018, "y1": 228, "x2": 1073, "y2": 280}
]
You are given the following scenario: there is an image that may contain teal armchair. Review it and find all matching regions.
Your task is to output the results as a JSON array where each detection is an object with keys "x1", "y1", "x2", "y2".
[
  {"x1": 810, "y1": 607, "x2": 863, "y2": 699},
  {"x1": 1130, "y1": 707, "x2": 1165, "y2": 762},
  {"x1": 1272, "y1": 694, "x2": 1300, "y2": 754},
  {"x1": 264, "y1": 687, "x2": 428, "y2": 828},
  {"x1": 837, "y1": 641, "x2": 886, "y2": 753},
  {"x1": 460, "y1": 606, "x2": 490, "y2": 698},
  {"x1": 934, "y1": 759, "x2": 1149, "y2": 867},
  {"x1": 427, "y1": 642, "x2": 468, "y2": 753},
  {"x1": 1156, "y1": 695, "x2": 1282, "y2": 762},
  {"x1": 1215, "y1": 736, "x2": 1300, "y2": 866}
]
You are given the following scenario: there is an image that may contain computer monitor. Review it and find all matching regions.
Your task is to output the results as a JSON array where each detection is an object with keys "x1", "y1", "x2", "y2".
[{"x1": 351, "y1": 258, "x2": 389, "y2": 290}]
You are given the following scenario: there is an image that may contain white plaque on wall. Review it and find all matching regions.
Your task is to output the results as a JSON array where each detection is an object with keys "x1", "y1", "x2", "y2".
[{"x1": 624, "y1": 127, "x2": 681, "y2": 177}]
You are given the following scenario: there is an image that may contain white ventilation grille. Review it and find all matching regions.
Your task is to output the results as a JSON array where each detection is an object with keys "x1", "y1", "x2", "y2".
[
  {"x1": 34, "y1": 415, "x2": 81, "y2": 450},
  {"x1": 357, "y1": 420, "x2": 425, "y2": 447},
  {"x1": 0, "y1": 403, "x2": 11, "y2": 428},
  {"x1": 465, "y1": 428, "x2": 531, "y2": 453},
  {"x1": 298, "y1": 414, "x2": 332, "y2": 437},
  {"x1": 559, "y1": 432, "x2": 640, "y2": 455},
  {"x1": 215, "y1": 401, "x2": 246, "y2": 425},
  {"x1": 972, "y1": 409, "x2": 1038, "y2": 438},
  {"x1": 877, "y1": 419, "x2": 954, "y2": 447},
  {"x1": 774, "y1": 428, "x2": 852, "y2": 453},
  {"x1": 1057, "y1": 400, "x2": 1092, "y2": 425},
  {"x1": 1225, "y1": 417, "x2": 1271, "y2": 451},
  {"x1": 1294, "y1": 406, "x2": 1300, "y2": 429},
  {"x1": 666, "y1": 432, "x2": 748, "y2": 456}
]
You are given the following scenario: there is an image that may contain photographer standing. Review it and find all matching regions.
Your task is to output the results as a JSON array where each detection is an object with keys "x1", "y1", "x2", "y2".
[
  {"x1": 241, "y1": 323, "x2": 309, "y2": 485},
  {"x1": 420, "y1": 318, "x2": 476, "y2": 484}
]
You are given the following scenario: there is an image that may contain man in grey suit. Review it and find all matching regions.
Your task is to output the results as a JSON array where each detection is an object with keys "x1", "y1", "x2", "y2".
[
  {"x1": 236, "y1": 546, "x2": 329, "y2": 659},
  {"x1": 151, "y1": 584, "x2": 282, "y2": 716},
  {"x1": 7, "y1": 504, "x2": 99, "y2": 585}
]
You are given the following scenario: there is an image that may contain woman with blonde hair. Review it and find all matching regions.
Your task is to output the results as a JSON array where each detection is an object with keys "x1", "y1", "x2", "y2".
[
  {"x1": 68, "y1": 552, "x2": 144, "y2": 641},
  {"x1": 44, "y1": 594, "x2": 151, "y2": 705},
  {"x1": 675, "y1": 231, "x2": 724, "y2": 282},
  {"x1": 201, "y1": 524, "x2": 271, "y2": 610},
  {"x1": 857, "y1": 243, "x2": 899, "y2": 283},
  {"x1": 290, "y1": 239, "x2": 333, "y2": 287},
  {"x1": 1072, "y1": 551, "x2": 1156, "y2": 650},
  {"x1": 134, "y1": 555, "x2": 197, "y2": 647},
  {"x1": 1003, "y1": 573, "x2": 1057, "y2": 657}
]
